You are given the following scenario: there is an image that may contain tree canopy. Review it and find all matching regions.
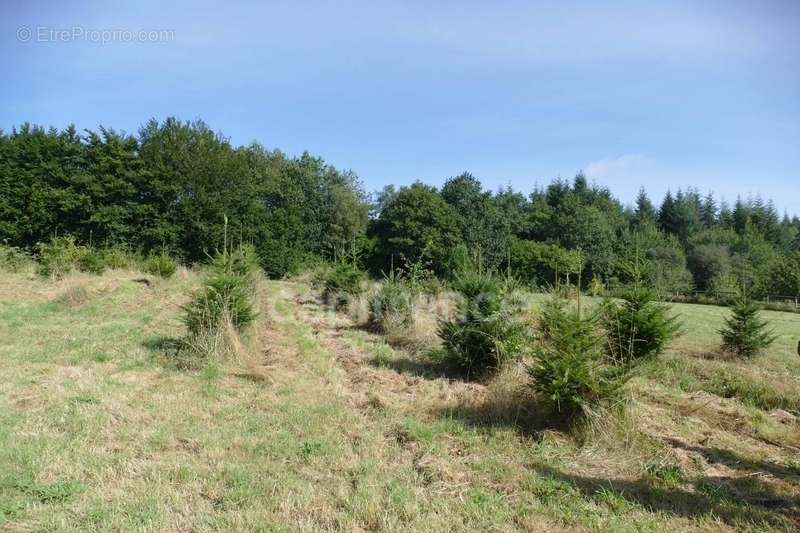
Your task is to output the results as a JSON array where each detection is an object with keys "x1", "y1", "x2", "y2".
[{"x1": 2, "y1": 118, "x2": 798, "y2": 295}]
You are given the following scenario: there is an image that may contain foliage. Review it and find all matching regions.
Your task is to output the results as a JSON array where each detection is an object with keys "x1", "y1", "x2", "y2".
[
  {"x1": 440, "y1": 173, "x2": 514, "y2": 271},
  {"x1": 0, "y1": 245, "x2": 34, "y2": 273},
  {"x1": 524, "y1": 175, "x2": 626, "y2": 281},
  {"x1": 1, "y1": 120, "x2": 798, "y2": 296},
  {"x1": 615, "y1": 224, "x2": 693, "y2": 295},
  {"x1": 36, "y1": 236, "x2": 86, "y2": 279},
  {"x1": 182, "y1": 272, "x2": 257, "y2": 337},
  {"x1": 438, "y1": 269, "x2": 528, "y2": 377},
  {"x1": 180, "y1": 247, "x2": 260, "y2": 364},
  {"x1": 719, "y1": 299, "x2": 776, "y2": 358},
  {"x1": 371, "y1": 182, "x2": 462, "y2": 276},
  {"x1": 0, "y1": 121, "x2": 368, "y2": 277},
  {"x1": 101, "y1": 245, "x2": 138, "y2": 270},
  {"x1": 528, "y1": 298, "x2": 626, "y2": 418},
  {"x1": 369, "y1": 272, "x2": 415, "y2": 334},
  {"x1": 600, "y1": 286, "x2": 680, "y2": 365},
  {"x1": 509, "y1": 239, "x2": 583, "y2": 287},
  {"x1": 143, "y1": 251, "x2": 177, "y2": 279},
  {"x1": 77, "y1": 248, "x2": 107, "y2": 275},
  {"x1": 209, "y1": 244, "x2": 260, "y2": 286},
  {"x1": 319, "y1": 262, "x2": 366, "y2": 309},
  {"x1": 767, "y1": 252, "x2": 800, "y2": 297}
]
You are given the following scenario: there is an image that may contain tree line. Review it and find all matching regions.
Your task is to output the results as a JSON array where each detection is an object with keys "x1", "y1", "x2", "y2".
[{"x1": 1, "y1": 118, "x2": 798, "y2": 298}]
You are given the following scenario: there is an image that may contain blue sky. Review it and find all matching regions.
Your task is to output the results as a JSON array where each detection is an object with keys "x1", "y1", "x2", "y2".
[{"x1": 2, "y1": 0, "x2": 799, "y2": 215}]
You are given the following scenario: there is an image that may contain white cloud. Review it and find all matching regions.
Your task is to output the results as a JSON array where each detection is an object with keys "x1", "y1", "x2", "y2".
[{"x1": 585, "y1": 154, "x2": 655, "y2": 182}]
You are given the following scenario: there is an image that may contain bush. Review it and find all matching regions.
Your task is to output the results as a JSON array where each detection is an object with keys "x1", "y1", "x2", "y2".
[
  {"x1": 179, "y1": 247, "x2": 260, "y2": 365},
  {"x1": 77, "y1": 248, "x2": 107, "y2": 274},
  {"x1": 182, "y1": 272, "x2": 257, "y2": 336},
  {"x1": 102, "y1": 246, "x2": 138, "y2": 270},
  {"x1": 209, "y1": 244, "x2": 260, "y2": 286},
  {"x1": 320, "y1": 263, "x2": 366, "y2": 310},
  {"x1": 369, "y1": 273, "x2": 415, "y2": 334},
  {"x1": 438, "y1": 269, "x2": 528, "y2": 377},
  {"x1": 144, "y1": 251, "x2": 177, "y2": 279},
  {"x1": 36, "y1": 236, "x2": 86, "y2": 279},
  {"x1": 529, "y1": 298, "x2": 626, "y2": 419},
  {"x1": 0, "y1": 245, "x2": 34, "y2": 273},
  {"x1": 719, "y1": 299, "x2": 776, "y2": 358},
  {"x1": 600, "y1": 286, "x2": 680, "y2": 365}
]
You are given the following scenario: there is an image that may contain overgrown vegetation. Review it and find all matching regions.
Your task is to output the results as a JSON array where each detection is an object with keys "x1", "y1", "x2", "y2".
[
  {"x1": 719, "y1": 298, "x2": 776, "y2": 358},
  {"x1": 0, "y1": 245, "x2": 33, "y2": 273},
  {"x1": 143, "y1": 250, "x2": 177, "y2": 279}
]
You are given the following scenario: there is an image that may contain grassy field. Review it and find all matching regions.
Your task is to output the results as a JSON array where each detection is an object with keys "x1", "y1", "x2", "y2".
[{"x1": 1, "y1": 269, "x2": 799, "y2": 531}]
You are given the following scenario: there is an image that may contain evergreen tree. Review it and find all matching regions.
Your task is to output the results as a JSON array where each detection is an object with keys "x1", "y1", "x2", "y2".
[
  {"x1": 658, "y1": 190, "x2": 677, "y2": 235},
  {"x1": 700, "y1": 192, "x2": 717, "y2": 227},
  {"x1": 633, "y1": 187, "x2": 656, "y2": 228},
  {"x1": 719, "y1": 299, "x2": 776, "y2": 358}
]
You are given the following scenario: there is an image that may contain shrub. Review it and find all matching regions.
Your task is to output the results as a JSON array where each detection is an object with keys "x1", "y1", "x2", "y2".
[
  {"x1": 719, "y1": 299, "x2": 776, "y2": 358},
  {"x1": 209, "y1": 244, "x2": 261, "y2": 286},
  {"x1": 438, "y1": 269, "x2": 528, "y2": 377},
  {"x1": 36, "y1": 236, "x2": 86, "y2": 279},
  {"x1": 0, "y1": 245, "x2": 34, "y2": 273},
  {"x1": 102, "y1": 246, "x2": 138, "y2": 270},
  {"x1": 179, "y1": 247, "x2": 259, "y2": 365},
  {"x1": 144, "y1": 251, "x2": 177, "y2": 279},
  {"x1": 320, "y1": 263, "x2": 366, "y2": 310},
  {"x1": 182, "y1": 272, "x2": 257, "y2": 336},
  {"x1": 77, "y1": 248, "x2": 107, "y2": 274},
  {"x1": 528, "y1": 298, "x2": 626, "y2": 419},
  {"x1": 600, "y1": 286, "x2": 680, "y2": 365},
  {"x1": 369, "y1": 273, "x2": 415, "y2": 334}
]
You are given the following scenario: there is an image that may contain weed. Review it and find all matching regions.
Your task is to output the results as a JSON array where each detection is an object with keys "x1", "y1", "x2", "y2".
[{"x1": 36, "y1": 236, "x2": 85, "y2": 279}]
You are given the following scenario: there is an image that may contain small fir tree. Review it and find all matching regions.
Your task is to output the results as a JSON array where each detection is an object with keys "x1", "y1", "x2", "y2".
[{"x1": 719, "y1": 299, "x2": 776, "y2": 358}]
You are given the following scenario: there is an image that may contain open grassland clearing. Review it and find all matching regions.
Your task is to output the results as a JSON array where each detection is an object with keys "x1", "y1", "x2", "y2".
[{"x1": 0, "y1": 269, "x2": 799, "y2": 531}]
